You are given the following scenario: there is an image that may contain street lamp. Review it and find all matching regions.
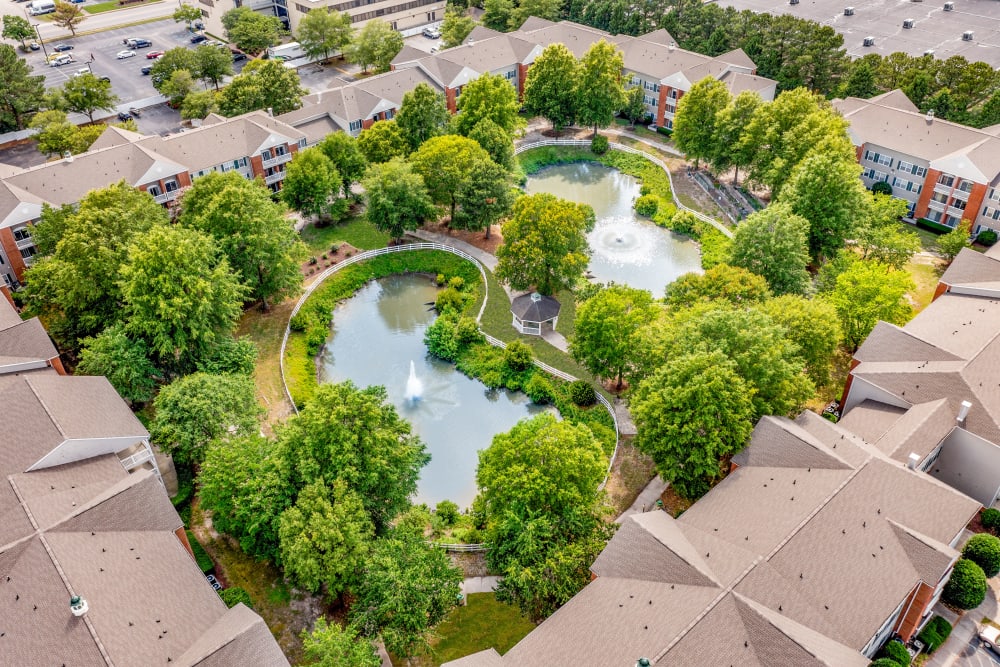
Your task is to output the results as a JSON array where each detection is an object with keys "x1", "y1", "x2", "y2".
[{"x1": 32, "y1": 24, "x2": 48, "y2": 61}]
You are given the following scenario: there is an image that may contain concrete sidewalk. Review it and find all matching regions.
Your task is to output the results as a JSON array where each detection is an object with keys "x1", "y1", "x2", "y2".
[
  {"x1": 461, "y1": 575, "x2": 502, "y2": 596},
  {"x1": 616, "y1": 475, "x2": 669, "y2": 523}
]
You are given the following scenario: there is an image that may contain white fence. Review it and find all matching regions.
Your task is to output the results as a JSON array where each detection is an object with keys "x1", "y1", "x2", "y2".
[
  {"x1": 515, "y1": 139, "x2": 733, "y2": 238},
  {"x1": 430, "y1": 542, "x2": 488, "y2": 553}
]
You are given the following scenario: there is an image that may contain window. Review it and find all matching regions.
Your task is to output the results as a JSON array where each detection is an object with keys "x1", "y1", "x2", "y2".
[
  {"x1": 990, "y1": 187, "x2": 1000, "y2": 202},
  {"x1": 984, "y1": 207, "x2": 1000, "y2": 221},
  {"x1": 891, "y1": 177, "x2": 922, "y2": 194},
  {"x1": 958, "y1": 181, "x2": 974, "y2": 193},
  {"x1": 643, "y1": 95, "x2": 656, "y2": 106},
  {"x1": 944, "y1": 215, "x2": 960, "y2": 228},
  {"x1": 164, "y1": 180, "x2": 179, "y2": 193},
  {"x1": 668, "y1": 89, "x2": 677, "y2": 99},
  {"x1": 349, "y1": 120, "x2": 363, "y2": 132},
  {"x1": 927, "y1": 209, "x2": 943, "y2": 223},
  {"x1": 147, "y1": 185, "x2": 162, "y2": 197},
  {"x1": 863, "y1": 150, "x2": 893, "y2": 167},
  {"x1": 261, "y1": 149, "x2": 272, "y2": 161},
  {"x1": 896, "y1": 160, "x2": 927, "y2": 177},
  {"x1": 938, "y1": 174, "x2": 955, "y2": 187},
  {"x1": 863, "y1": 168, "x2": 888, "y2": 182},
  {"x1": 298, "y1": 138, "x2": 307, "y2": 148},
  {"x1": 385, "y1": 108, "x2": 395, "y2": 120},
  {"x1": 952, "y1": 198, "x2": 967, "y2": 210},
  {"x1": 20, "y1": 247, "x2": 36, "y2": 260},
  {"x1": 931, "y1": 192, "x2": 948, "y2": 204},
  {"x1": 12, "y1": 228, "x2": 32, "y2": 242},
  {"x1": 504, "y1": 69, "x2": 516, "y2": 80}
]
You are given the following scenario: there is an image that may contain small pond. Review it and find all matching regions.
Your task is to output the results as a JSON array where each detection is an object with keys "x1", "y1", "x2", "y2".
[
  {"x1": 318, "y1": 273, "x2": 552, "y2": 508},
  {"x1": 524, "y1": 162, "x2": 702, "y2": 298}
]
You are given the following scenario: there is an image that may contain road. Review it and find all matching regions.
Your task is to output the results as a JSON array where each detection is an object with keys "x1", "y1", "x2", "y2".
[{"x1": 1, "y1": 1, "x2": 178, "y2": 42}]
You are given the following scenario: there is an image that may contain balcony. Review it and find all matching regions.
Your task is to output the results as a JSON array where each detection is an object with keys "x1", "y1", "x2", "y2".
[
  {"x1": 934, "y1": 182, "x2": 954, "y2": 196},
  {"x1": 265, "y1": 171, "x2": 286, "y2": 185},
  {"x1": 953, "y1": 188, "x2": 972, "y2": 201},
  {"x1": 262, "y1": 152, "x2": 293, "y2": 169},
  {"x1": 948, "y1": 205, "x2": 968, "y2": 218},
  {"x1": 152, "y1": 191, "x2": 179, "y2": 204},
  {"x1": 14, "y1": 235, "x2": 34, "y2": 250}
]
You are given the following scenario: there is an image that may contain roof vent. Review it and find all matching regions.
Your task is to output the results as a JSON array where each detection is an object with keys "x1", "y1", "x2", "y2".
[
  {"x1": 958, "y1": 399, "x2": 972, "y2": 424},
  {"x1": 903, "y1": 18, "x2": 915, "y2": 28},
  {"x1": 467, "y1": 38, "x2": 475, "y2": 46},
  {"x1": 267, "y1": 107, "x2": 273, "y2": 117},
  {"x1": 924, "y1": 49, "x2": 935, "y2": 56},
  {"x1": 668, "y1": 41, "x2": 675, "y2": 51},
  {"x1": 963, "y1": 30, "x2": 974, "y2": 41},
  {"x1": 636, "y1": 660, "x2": 651, "y2": 667},
  {"x1": 927, "y1": 109, "x2": 936, "y2": 121},
  {"x1": 907, "y1": 452, "x2": 921, "y2": 470},
  {"x1": 944, "y1": 1, "x2": 954, "y2": 10},
  {"x1": 863, "y1": 36, "x2": 875, "y2": 46},
  {"x1": 70, "y1": 595, "x2": 89, "y2": 617},
  {"x1": 844, "y1": 6, "x2": 855, "y2": 15}
]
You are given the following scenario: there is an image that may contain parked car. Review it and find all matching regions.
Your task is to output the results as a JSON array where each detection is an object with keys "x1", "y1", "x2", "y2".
[
  {"x1": 48, "y1": 54, "x2": 73, "y2": 67},
  {"x1": 128, "y1": 38, "x2": 152, "y2": 48},
  {"x1": 232, "y1": 52, "x2": 247, "y2": 62},
  {"x1": 981, "y1": 625, "x2": 1000, "y2": 655},
  {"x1": 52, "y1": 43, "x2": 73, "y2": 52},
  {"x1": 117, "y1": 111, "x2": 132, "y2": 122},
  {"x1": 70, "y1": 67, "x2": 90, "y2": 77},
  {"x1": 28, "y1": 42, "x2": 41, "y2": 51},
  {"x1": 116, "y1": 50, "x2": 136, "y2": 59},
  {"x1": 98, "y1": 75, "x2": 110, "y2": 82},
  {"x1": 140, "y1": 65, "x2": 151, "y2": 75},
  {"x1": 190, "y1": 34, "x2": 207, "y2": 44},
  {"x1": 145, "y1": 50, "x2": 164, "y2": 59},
  {"x1": 422, "y1": 26, "x2": 440, "y2": 39}
]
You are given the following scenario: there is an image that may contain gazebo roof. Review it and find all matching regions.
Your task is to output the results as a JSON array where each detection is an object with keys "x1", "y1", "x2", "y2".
[{"x1": 511, "y1": 292, "x2": 561, "y2": 322}]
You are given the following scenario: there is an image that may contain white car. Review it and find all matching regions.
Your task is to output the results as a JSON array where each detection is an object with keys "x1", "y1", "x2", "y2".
[
  {"x1": 116, "y1": 50, "x2": 136, "y2": 59},
  {"x1": 422, "y1": 26, "x2": 440, "y2": 39},
  {"x1": 982, "y1": 625, "x2": 1000, "y2": 653}
]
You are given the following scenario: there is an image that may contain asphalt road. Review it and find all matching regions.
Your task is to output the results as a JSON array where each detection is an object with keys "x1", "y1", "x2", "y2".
[
  {"x1": 2, "y1": 0, "x2": 177, "y2": 42},
  {"x1": 957, "y1": 636, "x2": 1000, "y2": 667}
]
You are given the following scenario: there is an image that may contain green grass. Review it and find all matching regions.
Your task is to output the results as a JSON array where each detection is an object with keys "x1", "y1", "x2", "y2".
[
  {"x1": 300, "y1": 215, "x2": 390, "y2": 253},
  {"x1": 907, "y1": 257, "x2": 944, "y2": 313},
  {"x1": 903, "y1": 221, "x2": 942, "y2": 252},
  {"x1": 85, "y1": 0, "x2": 161, "y2": 13},
  {"x1": 421, "y1": 593, "x2": 535, "y2": 666}
]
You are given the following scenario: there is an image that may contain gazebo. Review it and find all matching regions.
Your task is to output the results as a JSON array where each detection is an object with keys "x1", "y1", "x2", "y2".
[{"x1": 511, "y1": 292, "x2": 561, "y2": 336}]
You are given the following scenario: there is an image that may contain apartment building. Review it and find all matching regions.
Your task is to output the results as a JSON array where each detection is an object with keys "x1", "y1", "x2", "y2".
[
  {"x1": 835, "y1": 90, "x2": 1000, "y2": 235},
  {"x1": 0, "y1": 112, "x2": 305, "y2": 287}
]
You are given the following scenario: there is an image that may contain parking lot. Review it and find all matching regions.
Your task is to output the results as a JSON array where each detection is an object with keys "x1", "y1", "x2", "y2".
[{"x1": 956, "y1": 635, "x2": 1000, "y2": 667}]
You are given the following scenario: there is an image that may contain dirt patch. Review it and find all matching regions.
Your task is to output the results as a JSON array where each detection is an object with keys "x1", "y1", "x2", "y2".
[
  {"x1": 449, "y1": 552, "x2": 491, "y2": 577},
  {"x1": 664, "y1": 160, "x2": 730, "y2": 222},
  {"x1": 602, "y1": 442, "x2": 656, "y2": 517},
  {"x1": 423, "y1": 220, "x2": 503, "y2": 255},
  {"x1": 660, "y1": 485, "x2": 693, "y2": 518},
  {"x1": 300, "y1": 242, "x2": 361, "y2": 282}
]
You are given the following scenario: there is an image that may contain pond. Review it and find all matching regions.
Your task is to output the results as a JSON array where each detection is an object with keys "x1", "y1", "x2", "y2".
[
  {"x1": 525, "y1": 162, "x2": 702, "y2": 298},
  {"x1": 318, "y1": 273, "x2": 552, "y2": 509}
]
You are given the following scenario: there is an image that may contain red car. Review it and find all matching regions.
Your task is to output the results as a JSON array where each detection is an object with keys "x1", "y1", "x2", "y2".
[{"x1": 146, "y1": 51, "x2": 164, "y2": 59}]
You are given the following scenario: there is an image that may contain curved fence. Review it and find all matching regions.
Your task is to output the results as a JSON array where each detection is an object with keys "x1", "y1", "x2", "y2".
[{"x1": 515, "y1": 139, "x2": 733, "y2": 238}]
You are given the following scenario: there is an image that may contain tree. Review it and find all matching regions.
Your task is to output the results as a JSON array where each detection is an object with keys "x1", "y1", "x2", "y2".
[
  {"x1": 452, "y1": 159, "x2": 516, "y2": 238},
  {"x1": 356, "y1": 119, "x2": 408, "y2": 163},
  {"x1": 282, "y1": 147, "x2": 344, "y2": 220},
  {"x1": 120, "y1": 226, "x2": 248, "y2": 371},
  {"x1": 495, "y1": 193, "x2": 594, "y2": 295},
  {"x1": 52, "y1": 1, "x2": 86, "y2": 37},
  {"x1": 856, "y1": 195, "x2": 920, "y2": 269},
  {"x1": 467, "y1": 117, "x2": 514, "y2": 171},
  {"x1": 351, "y1": 530, "x2": 462, "y2": 659},
  {"x1": 454, "y1": 71, "x2": 522, "y2": 138},
  {"x1": 482, "y1": 0, "x2": 514, "y2": 32},
  {"x1": 632, "y1": 351, "x2": 754, "y2": 499},
  {"x1": 179, "y1": 171, "x2": 306, "y2": 308},
  {"x1": 276, "y1": 381, "x2": 430, "y2": 532},
  {"x1": 2, "y1": 16, "x2": 34, "y2": 50},
  {"x1": 60, "y1": 73, "x2": 118, "y2": 123},
  {"x1": 218, "y1": 59, "x2": 306, "y2": 116},
  {"x1": 673, "y1": 76, "x2": 730, "y2": 169},
  {"x1": 523, "y1": 43, "x2": 579, "y2": 132},
  {"x1": 571, "y1": 285, "x2": 657, "y2": 389},
  {"x1": 22, "y1": 182, "x2": 169, "y2": 349},
  {"x1": 510, "y1": 0, "x2": 561, "y2": 28},
  {"x1": 963, "y1": 534, "x2": 1000, "y2": 578},
  {"x1": 297, "y1": 9, "x2": 352, "y2": 62},
  {"x1": 29, "y1": 110, "x2": 85, "y2": 157},
  {"x1": 362, "y1": 158, "x2": 437, "y2": 242},
  {"x1": 759, "y1": 295, "x2": 840, "y2": 387},
  {"x1": 711, "y1": 90, "x2": 762, "y2": 185},
  {"x1": 0, "y1": 45, "x2": 44, "y2": 132},
  {"x1": 576, "y1": 40, "x2": 625, "y2": 135},
  {"x1": 842, "y1": 58, "x2": 879, "y2": 98},
  {"x1": 394, "y1": 83, "x2": 450, "y2": 152},
  {"x1": 173, "y1": 4, "x2": 202, "y2": 28},
  {"x1": 76, "y1": 324, "x2": 159, "y2": 405},
  {"x1": 161, "y1": 69, "x2": 197, "y2": 108},
  {"x1": 278, "y1": 480, "x2": 374, "y2": 597},
  {"x1": 828, "y1": 260, "x2": 914, "y2": 351},
  {"x1": 410, "y1": 135, "x2": 492, "y2": 220},
  {"x1": 440, "y1": 7, "x2": 475, "y2": 49},
  {"x1": 150, "y1": 372, "x2": 262, "y2": 465},
  {"x1": 943, "y1": 558, "x2": 988, "y2": 610},
  {"x1": 728, "y1": 203, "x2": 811, "y2": 295},
  {"x1": 301, "y1": 618, "x2": 381, "y2": 667},
  {"x1": 663, "y1": 264, "x2": 771, "y2": 309},
  {"x1": 623, "y1": 83, "x2": 647, "y2": 128},
  {"x1": 938, "y1": 219, "x2": 973, "y2": 261},
  {"x1": 28, "y1": 203, "x2": 75, "y2": 257},
  {"x1": 223, "y1": 7, "x2": 282, "y2": 55},
  {"x1": 181, "y1": 90, "x2": 219, "y2": 120},
  {"x1": 345, "y1": 19, "x2": 402, "y2": 73},
  {"x1": 193, "y1": 44, "x2": 233, "y2": 91},
  {"x1": 150, "y1": 47, "x2": 198, "y2": 92},
  {"x1": 319, "y1": 131, "x2": 367, "y2": 198}
]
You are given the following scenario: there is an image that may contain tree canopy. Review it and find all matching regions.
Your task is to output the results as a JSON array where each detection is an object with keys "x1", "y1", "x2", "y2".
[
  {"x1": 346, "y1": 19, "x2": 402, "y2": 73},
  {"x1": 222, "y1": 7, "x2": 282, "y2": 54},
  {"x1": 0, "y1": 44, "x2": 45, "y2": 132},
  {"x1": 440, "y1": 7, "x2": 476, "y2": 48},
  {"x1": 673, "y1": 76, "x2": 730, "y2": 168},
  {"x1": 663, "y1": 264, "x2": 771, "y2": 309},
  {"x1": 60, "y1": 73, "x2": 118, "y2": 123},
  {"x1": 759, "y1": 295, "x2": 841, "y2": 387},
  {"x1": 523, "y1": 43, "x2": 579, "y2": 131},
  {"x1": 571, "y1": 284, "x2": 658, "y2": 388},
  {"x1": 356, "y1": 119, "x2": 408, "y2": 163},
  {"x1": 576, "y1": 39, "x2": 626, "y2": 134},
  {"x1": 282, "y1": 147, "x2": 345, "y2": 221},
  {"x1": 728, "y1": 203, "x2": 812, "y2": 295},
  {"x1": 452, "y1": 158, "x2": 516, "y2": 238},
  {"x1": 297, "y1": 9, "x2": 352, "y2": 62},
  {"x1": 410, "y1": 135, "x2": 492, "y2": 220},
  {"x1": 301, "y1": 618, "x2": 381, "y2": 667},
  {"x1": 218, "y1": 59, "x2": 305, "y2": 116},
  {"x1": 454, "y1": 72, "x2": 522, "y2": 138},
  {"x1": 828, "y1": 259, "x2": 914, "y2": 351},
  {"x1": 77, "y1": 324, "x2": 159, "y2": 405},
  {"x1": 362, "y1": 158, "x2": 437, "y2": 242},
  {"x1": 52, "y1": 1, "x2": 86, "y2": 37},
  {"x1": 395, "y1": 83, "x2": 450, "y2": 152},
  {"x1": 319, "y1": 131, "x2": 368, "y2": 197}
]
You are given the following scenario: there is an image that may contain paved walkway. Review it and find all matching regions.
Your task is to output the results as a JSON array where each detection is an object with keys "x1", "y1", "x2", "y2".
[
  {"x1": 616, "y1": 475, "x2": 669, "y2": 523},
  {"x1": 408, "y1": 229, "x2": 498, "y2": 271},
  {"x1": 541, "y1": 328, "x2": 569, "y2": 352},
  {"x1": 928, "y1": 574, "x2": 1000, "y2": 667},
  {"x1": 461, "y1": 575, "x2": 502, "y2": 596}
]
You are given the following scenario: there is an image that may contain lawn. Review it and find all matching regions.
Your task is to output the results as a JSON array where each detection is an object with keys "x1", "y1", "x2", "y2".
[
  {"x1": 903, "y1": 220, "x2": 942, "y2": 252},
  {"x1": 236, "y1": 298, "x2": 297, "y2": 428},
  {"x1": 85, "y1": 0, "x2": 161, "y2": 13},
  {"x1": 410, "y1": 593, "x2": 535, "y2": 666},
  {"x1": 907, "y1": 254, "x2": 945, "y2": 314},
  {"x1": 299, "y1": 215, "x2": 389, "y2": 253}
]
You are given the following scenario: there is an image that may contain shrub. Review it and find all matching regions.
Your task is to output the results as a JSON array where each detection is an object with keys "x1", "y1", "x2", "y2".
[
  {"x1": 978, "y1": 229, "x2": 999, "y2": 246},
  {"x1": 871, "y1": 181, "x2": 893, "y2": 196},
  {"x1": 525, "y1": 373, "x2": 554, "y2": 404},
  {"x1": 591, "y1": 135, "x2": 609, "y2": 155},
  {"x1": 635, "y1": 194, "x2": 660, "y2": 217},
  {"x1": 186, "y1": 530, "x2": 214, "y2": 573},
  {"x1": 876, "y1": 639, "x2": 910, "y2": 666},
  {"x1": 656, "y1": 126, "x2": 672, "y2": 137},
  {"x1": 455, "y1": 317, "x2": 483, "y2": 346},
  {"x1": 425, "y1": 315, "x2": 462, "y2": 361},
  {"x1": 569, "y1": 380, "x2": 596, "y2": 406},
  {"x1": 983, "y1": 508, "x2": 1000, "y2": 534},
  {"x1": 916, "y1": 615, "x2": 952, "y2": 653},
  {"x1": 219, "y1": 587, "x2": 254, "y2": 609},
  {"x1": 436, "y1": 287, "x2": 466, "y2": 314},
  {"x1": 436, "y1": 273, "x2": 446, "y2": 286},
  {"x1": 870, "y1": 659, "x2": 901, "y2": 667},
  {"x1": 331, "y1": 243, "x2": 341, "y2": 253},
  {"x1": 943, "y1": 558, "x2": 988, "y2": 609},
  {"x1": 963, "y1": 533, "x2": 1000, "y2": 577},
  {"x1": 448, "y1": 276, "x2": 465, "y2": 290},
  {"x1": 504, "y1": 340, "x2": 534, "y2": 371},
  {"x1": 451, "y1": 526, "x2": 482, "y2": 543},
  {"x1": 670, "y1": 210, "x2": 700, "y2": 236},
  {"x1": 435, "y1": 500, "x2": 460, "y2": 526}
]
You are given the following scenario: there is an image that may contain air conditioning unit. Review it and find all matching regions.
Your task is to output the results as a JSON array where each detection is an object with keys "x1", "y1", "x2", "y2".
[
  {"x1": 903, "y1": 18, "x2": 915, "y2": 28},
  {"x1": 863, "y1": 36, "x2": 875, "y2": 46},
  {"x1": 963, "y1": 30, "x2": 974, "y2": 40},
  {"x1": 789, "y1": 0, "x2": 799, "y2": 5},
  {"x1": 944, "y1": 1, "x2": 954, "y2": 10},
  {"x1": 844, "y1": 6, "x2": 855, "y2": 15},
  {"x1": 924, "y1": 49, "x2": 935, "y2": 56}
]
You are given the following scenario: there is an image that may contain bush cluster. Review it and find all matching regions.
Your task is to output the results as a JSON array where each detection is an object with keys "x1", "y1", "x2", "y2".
[
  {"x1": 186, "y1": 530, "x2": 214, "y2": 573},
  {"x1": 943, "y1": 558, "x2": 988, "y2": 609},
  {"x1": 871, "y1": 181, "x2": 893, "y2": 196},
  {"x1": 635, "y1": 194, "x2": 660, "y2": 217},
  {"x1": 436, "y1": 287, "x2": 467, "y2": 315},
  {"x1": 875, "y1": 639, "x2": 910, "y2": 666},
  {"x1": 916, "y1": 615, "x2": 952, "y2": 653},
  {"x1": 978, "y1": 229, "x2": 999, "y2": 246},
  {"x1": 525, "y1": 373, "x2": 555, "y2": 404},
  {"x1": 425, "y1": 314, "x2": 483, "y2": 362},
  {"x1": 504, "y1": 340, "x2": 534, "y2": 371},
  {"x1": 963, "y1": 533, "x2": 1000, "y2": 577},
  {"x1": 219, "y1": 587, "x2": 254, "y2": 609},
  {"x1": 983, "y1": 507, "x2": 1000, "y2": 533},
  {"x1": 569, "y1": 380, "x2": 597, "y2": 406},
  {"x1": 591, "y1": 135, "x2": 609, "y2": 155}
]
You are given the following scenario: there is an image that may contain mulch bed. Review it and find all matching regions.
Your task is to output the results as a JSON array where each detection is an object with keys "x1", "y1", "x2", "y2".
[
  {"x1": 300, "y1": 243, "x2": 360, "y2": 279},
  {"x1": 423, "y1": 220, "x2": 503, "y2": 256}
]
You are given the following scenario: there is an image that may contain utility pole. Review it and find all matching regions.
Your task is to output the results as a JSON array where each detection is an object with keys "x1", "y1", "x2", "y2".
[{"x1": 33, "y1": 23, "x2": 48, "y2": 61}]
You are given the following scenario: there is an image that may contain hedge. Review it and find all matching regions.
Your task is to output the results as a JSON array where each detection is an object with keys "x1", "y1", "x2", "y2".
[
  {"x1": 942, "y1": 558, "x2": 988, "y2": 609},
  {"x1": 876, "y1": 639, "x2": 910, "y2": 666},
  {"x1": 963, "y1": 533, "x2": 1000, "y2": 577},
  {"x1": 186, "y1": 530, "x2": 214, "y2": 573},
  {"x1": 916, "y1": 615, "x2": 952, "y2": 653},
  {"x1": 983, "y1": 507, "x2": 1000, "y2": 534},
  {"x1": 219, "y1": 586, "x2": 254, "y2": 609}
]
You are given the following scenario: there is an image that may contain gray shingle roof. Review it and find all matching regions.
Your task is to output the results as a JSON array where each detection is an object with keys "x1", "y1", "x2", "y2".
[{"x1": 510, "y1": 292, "x2": 561, "y2": 321}]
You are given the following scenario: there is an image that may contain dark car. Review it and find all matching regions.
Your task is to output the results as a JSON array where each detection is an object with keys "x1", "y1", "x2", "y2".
[
  {"x1": 141, "y1": 65, "x2": 151, "y2": 75},
  {"x1": 131, "y1": 38, "x2": 152, "y2": 48},
  {"x1": 232, "y1": 52, "x2": 247, "y2": 62},
  {"x1": 53, "y1": 44, "x2": 74, "y2": 52},
  {"x1": 98, "y1": 75, "x2": 110, "y2": 82},
  {"x1": 190, "y1": 34, "x2": 208, "y2": 44},
  {"x1": 117, "y1": 111, "x2": 133, "y2": 122}
]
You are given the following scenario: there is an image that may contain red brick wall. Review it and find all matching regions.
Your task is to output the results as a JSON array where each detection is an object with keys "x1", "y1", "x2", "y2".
[
  {"x1": 933, "y1": 281, "x2": 950, "y2": 301},
  {"x1": 657, "y1": 86, "x2": 668, "y2": 126},
  {"x1": 175, "y1": 526, "x2": 195, "y2": 560},
  {"x1": 840, "y1": 358, "x2": 861, "y2": 404},
  {"x1": 249, "y1": 154, "x2": 264, "y2": 179},
  {"x1": 0, "y1": 227, "x2": 28, "y2": 284},
  {"x1": 893, "y1": 581, "x2": 936, "y2": 641},
  {"x1": 517, "y1": 64, "x2": 529, "y2": 99},
  {"x1": 445, "y1": 87, "x2": 458, "y2": 113},
  {"x1": 49, "y1": 356, "x2": 66, "y2": 375},
  {"x1": 914, "y1": 168, "x2": 940, "y2": 219},
  {"x1": 966, "y1": 182, "x2": 988, "y2": 225}
]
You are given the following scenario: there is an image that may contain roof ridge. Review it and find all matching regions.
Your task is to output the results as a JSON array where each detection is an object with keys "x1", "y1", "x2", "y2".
[{"x1": 24, "y1": 376, "x2": 65, "y2": 439}]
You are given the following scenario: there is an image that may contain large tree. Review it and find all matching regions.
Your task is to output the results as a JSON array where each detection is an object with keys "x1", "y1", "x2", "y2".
[
  {"x1": 282, "y1": 147, "x2": 344, "y2": 220},
  {"x1": 663, "y1": 264, "x2": 771, "y2": 309},
  {"x1": 319, "y1": 131, "x2": 367, "y2": 198},
  {"x1": 452, "y1": 159, "x2": 516, "y2": 238},
  {"x1": 440, "y1": 6, "x2": 476, "y2": 49},
  {"x1": 622, "y1": 83, "x2": 647, "y2": 128},
  {"x1": 76, "y1": 324, "x2": 159, "y2": 405},
  {"x1": 576, "y1": 39, "x2": 626, "y2": 135},
  {"x1": 181, "y1": 90, "x2": 219, "y2": 120},
  {"x1": 275, "y1": 381, "x2": 430, "y2": 532},
  {"x1": 828, "y1": 260, "x2": 914, "y2": 351},
  {"x1": 150, "y1": 47, "x2": 199, "y2": 92},
  {"x1": 510, "y1": 0, "x2": 561, "y2": 28},
  {"x1": 855, "y1": 194, "x2": 920, "y2": 270},
  {"x1": 728, "y1": 203, "x2": 811, "y2": 295},
  {"x1": 673, "y1": 76, "x2": 730, "y2": 168},
  {"x1": 2, "y1": 16, "x2": 34, "y2": 50},
  {"x1": 218, "y1": 59, "x2": 306, "y2": 116},
  {"x1": 571, "y1": 284, "x2": 657, "y2": 389},
  {"x1": 711, "y1": 90, "x2": 762, "y2": 185},
  {"x1": 410, "y1": 135, "x2": 492, "y2": 220},
  {"x1": 523, "y1": 43, "x2": 579, "y2": 132},
  {"x1": 119, "y1": 225, "x2": 247, "y2": 371},
  {"x1": 60, "y1": 73, "x2": 118, "y2": 123},
  {"x1": 29, "y1": 110, "x2": 101, "y2": 157},
  {"x1": 345, "y1": 19, "x2": 402, "y2": 73},
  {"x1": 301, "y1": 618, "x2": 381, "y2": 667},
  {"x1": 0, "y1": 44, "x2": 44, "y2": 132},
  {"x1": 482, "y1": 0, "x2": 514, "y2": 31},
  {"x1": 172, "y1": 3, "x2": 202, "y2": 28},
  {"x1": 362, "y1": 158, "x2": 437, "y2": 242},
  {"x1": 454, "y1": 71, "x2": 522, "y2": 138},
  {"x1": 356, "y1": 119, "x2": 408, "y2": 163},
  {"x1": 632, "y1": 351, "x2": 754, "y2": 499},
  {"x1": 193, "y1": 44, "x2": 233, "y2": 91},
  {"x1": 394, "y1": 83, "x2": 450, "y2": 152},
  {"x1": 297, "y1": 9, "x2": 352, "y2": 62},
  {"x1": 160, "y1": 69, "x2": 197, "y2": 108},
  {"x1": 496, "y1": 193, "x2": 593, "y2": 295},
  {"x1": 278, "y1": 479, "x2": 373, "y2": 597},
  {"x1": 179, "y1": 171, "x2": 306, "y2": 308},
  {"x1": 467, "y1": 117, "x2": 515, "y2": 170},
  {"x1": 150, "y1": 372, "x2": 262, "y2": 465},
  {"x1": 759, "y1": 295, "x2": 841, "y2": 387},
  {"x1": 222, "y1": 7, "x2": 282, "y2": 55},
  {"x1": 52, "y1": 1, "x2": 86, "y2": 37}
]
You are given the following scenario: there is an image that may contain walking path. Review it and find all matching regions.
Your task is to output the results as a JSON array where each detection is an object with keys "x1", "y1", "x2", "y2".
[{"x1": 615, "y1": 475, "x2": 669, "y2": 523}]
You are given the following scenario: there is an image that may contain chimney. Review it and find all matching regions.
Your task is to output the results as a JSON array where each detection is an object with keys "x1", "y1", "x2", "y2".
[
  {"x1": 70, "y1": 595, "x2": 89, "y2": 617},
  {"x1": 907, "y1": 452, "x2": 921, "y2": 470},
  {"x1": 957, "y1": 400, "x2": 972, "y2": 425}
]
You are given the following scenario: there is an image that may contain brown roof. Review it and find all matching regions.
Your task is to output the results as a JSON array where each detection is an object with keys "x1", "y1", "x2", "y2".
[
  {"x1": 837, "y1": 399, "x2": 907, "y2": 444},
  {"x1": 940, "y1": 247, "x2": 1000, "y2": 288},
  {"x1": 176, "y1": 603, "x2": 295, "y2": 667}
]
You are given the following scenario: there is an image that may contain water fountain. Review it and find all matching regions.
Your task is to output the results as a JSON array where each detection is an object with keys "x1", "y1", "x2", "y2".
[{"x1": 404, "y1": 360, "x2": 423, "y2": 401}]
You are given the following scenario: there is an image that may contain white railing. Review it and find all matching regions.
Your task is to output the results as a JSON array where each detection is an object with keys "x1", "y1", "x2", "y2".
[
  {"x1": 262, "y1": 152, "x2": 293, "y2": 169},
  {"x1": 280, "y1": 242, "x2": 621, "y2": 487},
  {"x1": 430, "y1": 542, "x2": 488, "y2": 552},
  {"x1": 515, "y1": 139, "x2": 733, "y2": 238},
  {"x1": 153, "y1": 191, "x2": 177, "y2": 204},
  {"x1": 14, "y1": 236, "x2": 34, "y2": 250},
  {"x1": 265, "y1": 172, "x2": 286, "y2": 185}
]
